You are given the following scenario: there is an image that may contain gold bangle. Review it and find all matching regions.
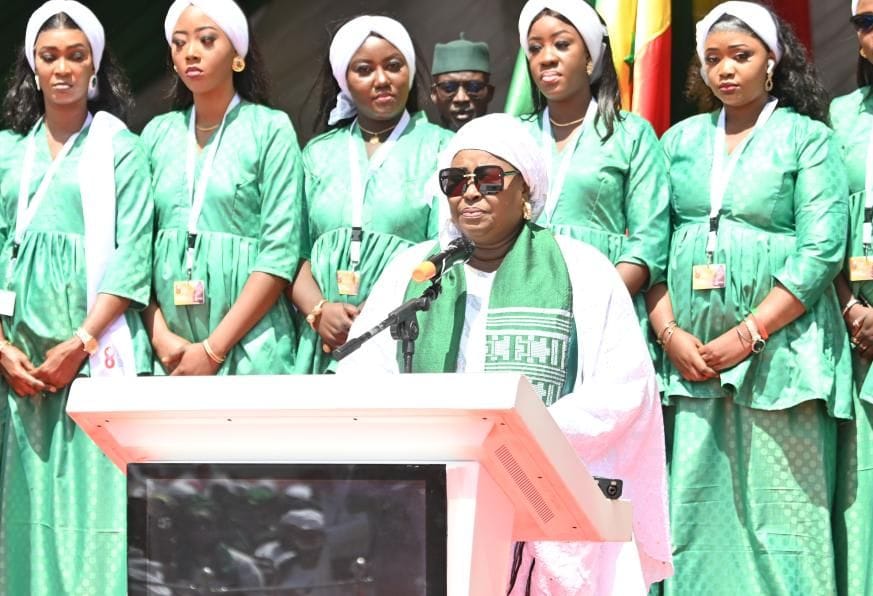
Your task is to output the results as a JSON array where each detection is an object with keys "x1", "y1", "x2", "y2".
[
  {"x1": 306, "y1": 299, "x2": 328, "y2": 331},
  {"x1": 202, "y1": 338, "x2": 226, "y2": 364},
  {"x1": 657, "y1": 320, "x2": 678, "y2": 346}
]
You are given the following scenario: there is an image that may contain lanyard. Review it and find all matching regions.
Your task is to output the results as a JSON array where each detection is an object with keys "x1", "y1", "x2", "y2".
[
  {"x1": 184, "y1": 94, "x2": 241, "y2": 276},
  {"x1": 346, "y1": 110, "x2": 410, "y2": 269},
  {"x1": 706, "y1": 98, "x2": 778, "y2": 260},
  {"x1": 540, "y1": 100, "x2": 597, "y2": 225},
  {"x1": 863, "y1": 111, "x2": 873, "y2": 252},
  {"x1": 16, "y1": 114, "x2": 93, "y2": 258}
]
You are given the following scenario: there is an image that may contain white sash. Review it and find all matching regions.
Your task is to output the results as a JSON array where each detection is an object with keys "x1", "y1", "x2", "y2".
[
  {"x1": 706, "y1": 98, "x2": 779, "y2": 258},
  {"x1": 184, "y1": 94, "x2": 241, "y2": 276},
  {"x1": 863, "y1": 110, "x2": 873, "y2": 250},
  {"x1": 346, "y1": 110, "x2": 411, "y2": 268},
  {"x1": 78, "y1": 112, "x2": 136, "y2": 377},
  {"x1": 540, "y1": 100, "x2": 598, "y2": 225}
]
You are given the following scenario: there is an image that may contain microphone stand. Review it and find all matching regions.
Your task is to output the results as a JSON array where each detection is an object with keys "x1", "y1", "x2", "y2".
[{"x1": 331, "y1": 278, "x2": 443, "y2": 373}]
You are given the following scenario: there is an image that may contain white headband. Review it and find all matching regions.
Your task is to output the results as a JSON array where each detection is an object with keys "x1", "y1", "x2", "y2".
[
  {"x1": 165, "y1": 0, "x2": 249, "y2": 58},
  {"x1": 25, "y1": 0, "x2": 105, "y2": 73},
  {"x1": 518, "y1": 0, "x2": 609, "y2": 83},
  {"x1": 853, "y1": 0, "x2": 860, "y2": 15},
  {"x1": 696, "y1": 1, "x2": 783, "y2": 65},
  {"x1": 328, "y1": 16, "x2": 416, "y2": 126},
  {"x1": 439, "y1": 114, "x2": 548, "y2": 242}
]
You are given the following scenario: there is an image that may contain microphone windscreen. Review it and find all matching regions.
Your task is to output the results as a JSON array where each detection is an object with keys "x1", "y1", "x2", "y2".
[{"x1": 412, "y1": 261, "x2": 436, "y2": 283}]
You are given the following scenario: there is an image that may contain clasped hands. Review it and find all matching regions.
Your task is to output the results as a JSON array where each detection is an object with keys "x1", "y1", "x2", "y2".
[
  {"x1": 0, "y1": 336, "x2": 89, "y2": 397},
  {"x1": 665, "y1": 324, "x2": 755, "y2": 382},
  {"x1": 845, "y1": 302, "x2": 873, "y2": 361}
]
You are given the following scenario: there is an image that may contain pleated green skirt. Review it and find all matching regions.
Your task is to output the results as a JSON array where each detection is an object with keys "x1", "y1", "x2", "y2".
[
  {"x1": 661, "y1": 396, "x2": 837, "y2": 596},
  {"x1": 0, "y1": 388, "x2": 126, "y2": 595}
]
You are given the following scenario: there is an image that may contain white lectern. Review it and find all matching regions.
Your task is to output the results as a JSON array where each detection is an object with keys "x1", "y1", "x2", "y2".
[{"x1": 67, "y1": 373, "x2": 631, "y2": 595}]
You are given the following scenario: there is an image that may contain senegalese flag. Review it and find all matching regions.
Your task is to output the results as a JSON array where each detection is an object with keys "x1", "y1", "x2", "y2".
[{"x1": 505, "y1": 0, "x2": 672, "y2": 135}]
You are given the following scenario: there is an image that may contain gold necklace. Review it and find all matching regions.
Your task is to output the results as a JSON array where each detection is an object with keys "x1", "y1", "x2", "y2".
[
  {"x1": 549, "y1": 114, "x2": 586, "y2": 127},
  {"x1": 358, "y1": 122, "x2": 398, "y2": 145},
  {"x1": 196, "y1": 122, "x2": 221, "y2": 132}
]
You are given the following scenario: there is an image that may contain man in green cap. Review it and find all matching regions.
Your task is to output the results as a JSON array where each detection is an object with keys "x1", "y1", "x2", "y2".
[{"x1": 430, "y1": 34, "x2": 495, "y2": 131}]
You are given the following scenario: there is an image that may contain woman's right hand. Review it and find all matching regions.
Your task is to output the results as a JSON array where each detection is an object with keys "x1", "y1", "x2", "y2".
[
  {"x1": 664, "y1": 328, "x2": 719, "y2": 382},
  {"x1": 151, "y1": 330, "x2": 191, "y2": 374},
  {"x1": 317, "y1": 302, "x2": 360, "y2": 348},
  {"x1": 0, "y1": 343, "x2": 54, "y2": 396}
]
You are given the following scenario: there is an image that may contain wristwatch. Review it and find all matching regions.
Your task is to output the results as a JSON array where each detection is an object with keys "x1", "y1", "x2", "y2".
[
  {"x1": 742, "y1": 318, "x2": 766, "y2": 354},
  {"x1": 74, "y1": 327, "x2": 98, "y2": 355}
]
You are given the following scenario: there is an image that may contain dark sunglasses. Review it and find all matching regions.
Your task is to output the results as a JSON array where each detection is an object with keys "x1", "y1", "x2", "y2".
[
  {"x1": 438, "y1": 165, "x2": 519, "y2": 197},
  {"x1": 433, "y1": 80, "x2": 489, "y2": 97},
  {"x1": 851, "y1": 12, "x2": 873, "y2": 33}
]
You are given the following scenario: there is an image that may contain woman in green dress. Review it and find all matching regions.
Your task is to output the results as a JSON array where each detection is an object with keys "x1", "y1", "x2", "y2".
[
  {"x1": 515, "y1": 0, "x2": 671, "y2": 371},
  {"x1": 0, "y1": 1, "x2": 153, "y2": 592},
  {"x1": 651, "y1": 3, "x2": 851, "y2": 594},
  {"x1": 142, "y1": 0, "x2": 304, "y2": 376},
  {"x1": 290, "y1": 15, "x2": 452, "y2": 374},
  {"x1": 830, "y1": 2, "x2": 873, "y2": 594}
]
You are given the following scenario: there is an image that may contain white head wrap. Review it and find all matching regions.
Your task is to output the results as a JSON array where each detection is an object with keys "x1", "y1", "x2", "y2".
[
  {"x1": 25, "y1": 0, "x2": 105, "y2": 73},
  {"x1": 853, "y1": 0, "x2": 861, "y2": 15},
  {"x1": 438, "y1": 114, "x2": 548, "y2": 241},
  {"x1": 696, "y1": 1, "x2": 783, "y2": 67},
  {"x1": 517, "y1": 0, "x2": 609, "y2": 83},
  {"x1": 164, "y1": 0, "x2": 250, "y2": 58},
  {"x1": 328, "y1": 16, "x2": 417, "y2": 126}
]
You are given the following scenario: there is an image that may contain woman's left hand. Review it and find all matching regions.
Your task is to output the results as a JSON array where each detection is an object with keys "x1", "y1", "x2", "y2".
[
  {"x1": 698, "y1": 325, "x2": 753, "y2": 372},
  {"x1": 169, "y1": 343, "x2": 221, "y2": 376},
  {"x1": 848, "y1": 304, "x2": 873, "y2": 361},
  {"x1": 33, "y1": 337, "x2": 89, "y2": 391}
]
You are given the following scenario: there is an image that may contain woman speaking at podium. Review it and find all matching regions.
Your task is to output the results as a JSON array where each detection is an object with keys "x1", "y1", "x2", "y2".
[{"x1": 338, "y1": 114, "x2": 672, "y2": 594}]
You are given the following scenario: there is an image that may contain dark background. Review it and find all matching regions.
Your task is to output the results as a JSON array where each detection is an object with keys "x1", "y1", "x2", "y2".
[{"x1": 1, "y1": 1, "x2": 859, "y2": 144}]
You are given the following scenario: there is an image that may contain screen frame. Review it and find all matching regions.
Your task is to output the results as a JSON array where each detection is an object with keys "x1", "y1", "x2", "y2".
[{"x1": 128, "y1": 462, "x2": 448, "y2": 595}]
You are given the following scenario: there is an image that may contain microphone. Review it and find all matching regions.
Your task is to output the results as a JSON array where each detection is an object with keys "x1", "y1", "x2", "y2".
[{"x1": 412, "y1": 237, "x2": 475, "y2": 282}]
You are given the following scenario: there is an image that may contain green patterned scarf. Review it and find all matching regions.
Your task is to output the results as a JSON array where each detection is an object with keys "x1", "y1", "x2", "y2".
[{"x1": 402, "y1": 223, "x2": 573, "y2": 405}]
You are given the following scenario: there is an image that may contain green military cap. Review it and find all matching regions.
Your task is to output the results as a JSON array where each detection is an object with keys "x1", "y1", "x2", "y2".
[{"x1": 432, "y1": 33, "x2": 491, "y2": 75}]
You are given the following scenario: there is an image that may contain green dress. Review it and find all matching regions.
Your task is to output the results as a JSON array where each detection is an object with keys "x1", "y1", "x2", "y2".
[
  {"x1": 0, "y1": 120, "x2": 154, "y2": 594},
  {"x1": 659, "y1": 107, "x2": 851, "y2": 596},
  {"x1": 830, "y1": 86, "x2": 873, "y2": 596},
  {"x1": 142, "y1": 101, "x2": 304, "y2": 375},
  {"x1": 520, "y1": 111, "x2": 671, "y2": 379},
  {"x1": 297, "y1": 111, "x2": 451, "y2": 374}
]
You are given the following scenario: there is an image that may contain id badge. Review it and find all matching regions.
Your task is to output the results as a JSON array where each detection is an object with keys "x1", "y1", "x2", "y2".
[
  {"x1": 336, "y1": 270, "x2": 360, "y2": 296},
  {"x1": 173, "y1": 280, "x2": 206, "y2": 306},
  {"x1": 692, "y1": 264, "x2": 726, "y2": 290},
  {"x1": 0, "y1": 290, "x2": 15, "y2": 317},
  {"x1": 850, "y1": 256, "x2": 873, "y2": 282}
]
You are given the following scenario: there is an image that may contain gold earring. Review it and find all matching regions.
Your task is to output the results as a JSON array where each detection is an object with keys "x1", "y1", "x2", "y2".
[
  {"x1": 34, "y1": 75, "x2": 41, "y2": 92},
  {"x1": 862, "y1": 48, "x2": 869, "y2": 60},
  {"x1": 586, "y1": 60, "x2": 594, "y2": 76},
  {"x1": 765, "y1": 71, "x2": 774, "y2": 92},
  {"x1": 232, "y1": 56, "x2": 246, "y2": 73},
  {"x1": 522, "y1": 201, "x2": 532, "y2": 221}
]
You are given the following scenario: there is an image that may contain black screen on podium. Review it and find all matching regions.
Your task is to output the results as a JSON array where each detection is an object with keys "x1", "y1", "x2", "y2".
[{"x1": 128, "y1": 463, "x2": 447, "y2": 595}]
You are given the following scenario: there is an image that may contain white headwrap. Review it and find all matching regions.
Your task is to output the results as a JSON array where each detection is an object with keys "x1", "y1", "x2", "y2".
[
  {"x1": 696, "y1": 1, "x2": 783, "y2": 66},
  {"x1": 517, "y1": 0, "x2": 609, "y2": 82},
  {"x1": 25, "y1": 0, "x2": 105, "y2": 72},
  {"x1": 853, "y1": 0, "x2": 861, "y2": 14},
  {"x1": 439, "y1": 114, "x2": 548, "y2": 242},
  {"x1": 164, "y1": 0, "x2": 250, "y2": 58},
  {"x1": 328, "y1": 16, "x2": 416, "y2": 126}
]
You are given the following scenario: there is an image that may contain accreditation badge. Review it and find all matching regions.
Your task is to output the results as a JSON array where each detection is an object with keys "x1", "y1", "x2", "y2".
[
  {"x1": 850, "y1": 256, "x2": 873, "y2": 282},
  {"x1": 336, "y1": 270, "x2": 360, "y2": 296},
  {"x1": 173, "y1": 280, "x2": 206, "y2": 306},
  {"x1": 692, "y1": 264, "x2": 726, "y2": 291},
  {"x1": 0, "y1": 290, "x2": 15, "y2": 317}
]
